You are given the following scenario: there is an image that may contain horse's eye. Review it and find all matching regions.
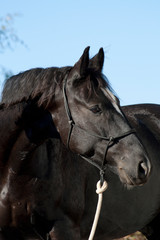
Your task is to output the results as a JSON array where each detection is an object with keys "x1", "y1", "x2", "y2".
[{"x1": 90, "y1": 105, "x2": 102, "y2": 114}]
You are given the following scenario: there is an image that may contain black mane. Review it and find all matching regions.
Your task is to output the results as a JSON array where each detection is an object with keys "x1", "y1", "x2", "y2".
[
  {"x1": 1, "y1": 66, "x2": 112, "y2": 108},
  {"x1": 2, "y1": 67, "x2": 71, "y2": 107}
]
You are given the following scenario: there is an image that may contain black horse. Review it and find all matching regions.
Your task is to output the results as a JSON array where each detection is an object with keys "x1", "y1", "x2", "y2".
[
  {"x1": 1, "y1": 47, "x2": 150, "y2": 185},
  {"x1": 0, "y1": 47, "x2": 155, "y2": 240}
]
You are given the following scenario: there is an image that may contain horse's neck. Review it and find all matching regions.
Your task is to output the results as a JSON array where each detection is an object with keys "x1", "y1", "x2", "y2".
[
  {"x1": 0, "y1": 104, "x2": 25, "y2": 165},
  {"x1": 0, "y1": 131, "x2": 37, "y2": 221},
  {"x1": 6, "y1": 132, "x2": 37, "y2": 173}
]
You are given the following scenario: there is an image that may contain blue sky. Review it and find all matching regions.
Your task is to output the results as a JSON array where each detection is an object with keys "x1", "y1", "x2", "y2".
[{"x1": 0, "y1": 0, "x2": 160, "y2": 105}]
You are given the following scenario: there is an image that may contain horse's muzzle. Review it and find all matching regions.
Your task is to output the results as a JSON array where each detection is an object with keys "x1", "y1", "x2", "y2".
[{"x1": 118, "y1": 158, "x2": 151, "y2": 186}]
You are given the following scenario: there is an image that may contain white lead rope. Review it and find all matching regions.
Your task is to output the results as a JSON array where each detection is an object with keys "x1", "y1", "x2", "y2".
[{"x1": 88, "y1": 180, "x2": 108, "y2": 240}]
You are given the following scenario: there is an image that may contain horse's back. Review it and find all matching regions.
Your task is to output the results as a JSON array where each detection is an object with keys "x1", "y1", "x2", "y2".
[{"x1": 122, "y1": 104, "x2": 160, "y2": 143}]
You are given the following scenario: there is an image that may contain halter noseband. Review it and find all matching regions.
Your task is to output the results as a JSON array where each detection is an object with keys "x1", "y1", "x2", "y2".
[{"x1": 62, "y1": 75, "x2": 136, "y2": 183}]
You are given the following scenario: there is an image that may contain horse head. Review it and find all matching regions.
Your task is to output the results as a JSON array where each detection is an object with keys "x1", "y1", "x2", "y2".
[
  {"x1": 1, "y1": 47, "x2": 151, "y2": 186},
  {"x1": 51, "y1": 47, "x2": 151, "y2": 186}
]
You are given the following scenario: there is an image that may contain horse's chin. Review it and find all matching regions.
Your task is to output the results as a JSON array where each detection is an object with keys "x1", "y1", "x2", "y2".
[
  {"x1": 108, "y1": 165, "x2": 146, "y2": 188},
  {"x1": 118, "y1": 168, "x2": 146, "y2": 187}
]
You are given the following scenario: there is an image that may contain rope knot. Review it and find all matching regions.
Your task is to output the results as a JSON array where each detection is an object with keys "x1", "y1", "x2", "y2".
[{"x1": 96, "y1": 180, "x2": 108, "y2": 194}]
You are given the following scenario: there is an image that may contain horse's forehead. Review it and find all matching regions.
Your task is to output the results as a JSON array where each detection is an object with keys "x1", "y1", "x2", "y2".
[{"x1": 101, "y1": 88, "x2": 123, "y2": 116}]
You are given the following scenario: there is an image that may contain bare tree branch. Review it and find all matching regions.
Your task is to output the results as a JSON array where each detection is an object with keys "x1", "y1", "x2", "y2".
[{"x1": 0, "y1": 13, "x2": 26, "y2": 53}]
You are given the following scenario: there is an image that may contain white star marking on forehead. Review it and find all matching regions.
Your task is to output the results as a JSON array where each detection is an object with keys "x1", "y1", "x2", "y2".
[{"x1": 101, "y1": 88, "x2": 123, "y2": 116}]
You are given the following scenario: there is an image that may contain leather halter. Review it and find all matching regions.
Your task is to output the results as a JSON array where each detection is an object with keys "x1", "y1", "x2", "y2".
[{"x1": 62, "y1": 75, "x2": 136, "y2": 183}]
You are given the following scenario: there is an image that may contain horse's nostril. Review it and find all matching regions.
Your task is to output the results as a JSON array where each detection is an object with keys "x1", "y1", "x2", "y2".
[{"x1": 138, "y1": 161, "x2": 148, "y2": 178}]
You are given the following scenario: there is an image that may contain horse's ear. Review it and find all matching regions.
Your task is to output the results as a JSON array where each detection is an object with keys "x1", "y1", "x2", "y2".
[
  {"x1": 69, "y1": 47, "x2": 90, "y2": 80},
  {"x1": 89, "y1": 48, "x2": 104, "y2": 72}
]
